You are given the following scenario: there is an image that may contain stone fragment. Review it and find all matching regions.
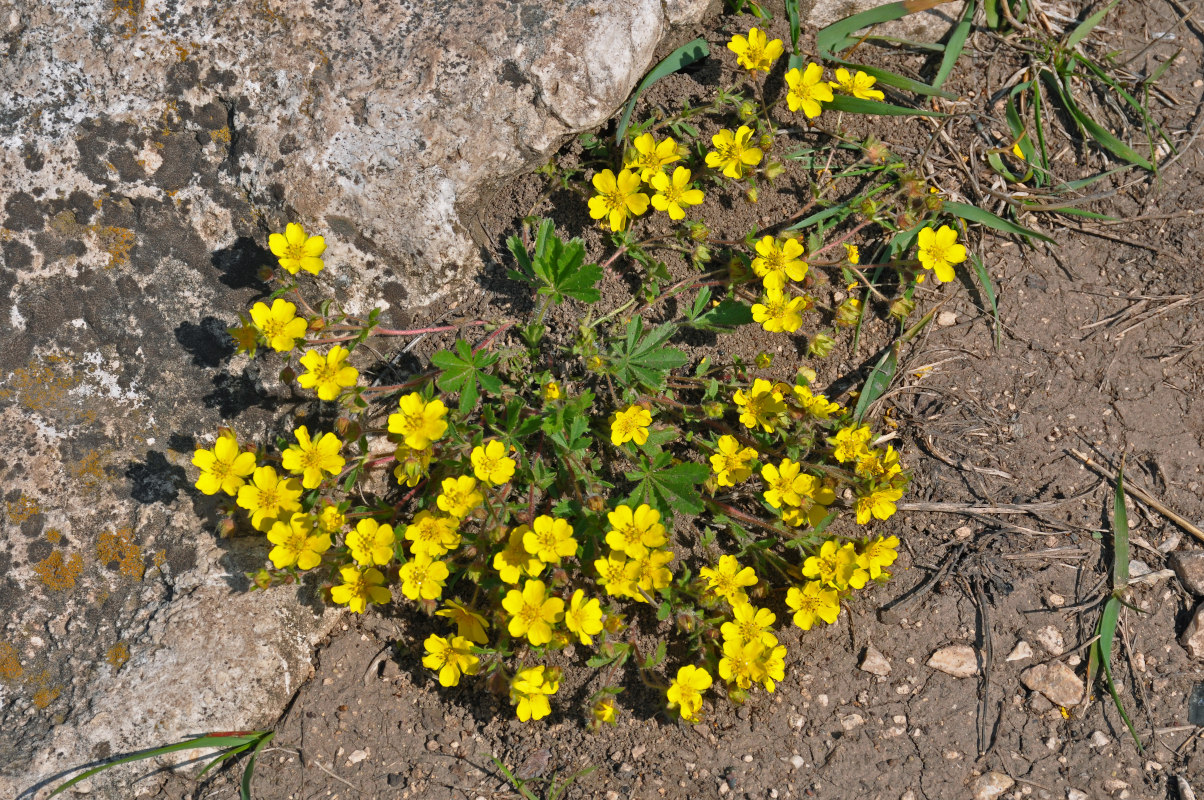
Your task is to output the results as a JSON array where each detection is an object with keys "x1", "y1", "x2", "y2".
[
  {"x1": 1068, "y1": 791, "x2": 1089, "y2": 800},
  {"x1": 1170, "y1": 551, "x2": 1204, "y2": 596},
  {"x1": 789, "y1": 755, "x2": 805, "y2": 770},
  {"x1": 347, "y1": 749, "x2": 369, "y2": 765},
  {"x1": 1021, "y1": 662, "x2": 1085, "y2": 707},
  {"x1": 1034, "y1": 625, "x2": 1065, "y2": 656},
  {"x1": 1128, "y1": 559, "x2": 1152, "y2": 579},
  {"x1": 840, "y1": 713, "x2": 866, "y2": 730},
  {"x1": 1006, "y1": 641, "x2": 1034, "y2": 662},
  {"x1": 927, "y1": 645, "x2": 979, "y2": 678},
  {"x1": 1046, "y1": 593, "x2": 1066, "y2": 608},
  {"x1": 1182, "y1": 604, "x2": 1204, "y2": 659},
  {"x1": 859, "y1": 645, "x2": 892, "y2": 676},
  {"x1": 973, "y1": 771, "x2": 1015, "y2": 800},
  {"x1": 936, "y1": 310, "x2": 958, "y2": 327}
]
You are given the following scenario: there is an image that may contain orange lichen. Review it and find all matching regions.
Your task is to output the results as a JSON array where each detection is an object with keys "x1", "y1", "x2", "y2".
[
  {"x1": 5, "y1": 494, "x2": 41, "y2": 524},
  {"x1": 106, "y1": 642, "x2": 130, "y2": 670},
  {"x1": 34, "y1": 551, "x2": 84, "y2": 591},
  {"x1": 211, "y1": 126, "x2": 232, "y2": 144},
  {"x1": 91, "y1": 225, "x2": 136, "y2": 269},
  {"x1": 71, "y1": 448, "x2": 112, "y2": 495},
  {"x1": 46, "y1": 529, "x2": 62, "y2": 543},
  {"x1": 0, "y1": 642, "x2": 22, "y2": 681},
  {"x1": 0, "y1": 356, "x2": 85, "y2": 416},
  {"x1": 97, "y1": 528, "x2": 144, "y2": 579}
]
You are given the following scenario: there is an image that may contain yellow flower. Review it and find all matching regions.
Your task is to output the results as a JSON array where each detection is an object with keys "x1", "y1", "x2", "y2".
[
  {"x1": 751, "y1": 288, "x2": 808, "y2": 334},
  {"x1": 757, "y1": 643, "x2": 787, "y2": 692},
  {"x1": 471, "y1": 439, "x2": 516, "y2": 486},
  {"x1": 626, "y1": 133, "x2": 681, "y2": 182},
  {"x1": 751, "y1": 236, "x2": 808, "y2": 290},
  {"x1": 785, "y1": 64, "x2": 833, "y2": 119},
  {"x1": 721, "y1": 602, "x2": 777, "y2": 648},
  {"x1": 844, "y1": 243, "x2": 860, "y2": 264},
  {"x1": 803, "y1": 540, "x2": 869, "y2": 590},
  {"x1": 422, "y1": 634, "x2": 479, "y2": 687},
  {"x1": 436, "y1": 599, "x2": 490, "y2": 644},
  {"x1": 501, "y1": 579, "x2": 564, "y2": 646},
  {"x1": 858, "y1": 535, "x2": 900, "y2": 579},
  {"x1": 855, "y1": 445, "x2": 902, "y2": 481},
  {"x1": 710, "y1": 435, "x2": 758, "y2": 487},
  {"x1": 268, "y1": 222, "x2": 326, "y2": 275},
  {"x1": 916, "y1": 225, "x2": 967, "y2": 283},
  {"x1": 831, "y1": 425, "x2": 874, "y2": 463},
  {"x1": 297, "y1": 346, "x2": 358, "y2": 402},
  {"x1": 393, "y1": 444, "x2": 432, "y2": 488},
  {"x1": 436, "y1": 475, "x2": 483, "y2": 519},
  {"x1": 631, "y1": 548, "x2": 673, "y2": 594},
  {"x1": 649, "y1": 166, "x2": 704, "y2": 220},
  {"x1": 719, "y1": 638, "x2": 765, "y2": 690},
  {"x1": 792, "y1": 385, "x2": 841, "y2": 419},
  {"x1": 193, "y1": 432, "x2": 256, "y2": 496},
  {"x1": 587, "y1": 168, "x2": 649, "y2": 232},
  {"x1": 667, "y1": 664, "x2": 712, "y2": 722},
  {"x1": 733, "y1": 379, "x2": 786, "y2": 432},
  {"x1": 705, "y1": 126, "x2": 763, "y2": 180},
  {"x1": 726, "y1": 27, "x2": 783, "y2": 73},
  {"x1": 780, "y1": 478, "x2": 836, "y2": 529},
  {"x1": 330, "y1": 566, "x2": 390, "y2": 613},
  {"x1": 281, "y1": 425, "x2": 345, "y2": 489},
  {"x1": 249, "y1": 298, "x2": 307, "y2": 352},
  {"x1": 511, "y1": 665, "x2": 559, "y2": 722},
  {"x1": 605, "y1": 503, "x2": 667, "y2": 559},
  {"x1": 542, "y1": 381, "x2": 562, "y2": 401},
  {"x1": 592, "y1": 697, "x2": 618, "y2": 726},
  {"x1": 785, "y1": 580, "x2": 840, "y2": 630},
  {"x1": 565, "y1": 589, "x2": 604, "y2": 645},
  {"x1": 494, "y1": 527, "x2": 543, "y2": 584},
  {"x1": 405, "y1": 510, "x2": 460, "y2": 558},
  {"x1": 523, "y1": 515, "x2": 578, "y2": 565},
  {"x1": 855, "y1": 486, "x2": 904, "y2": 525},
  {"x1": 346, "y1": 518, "x2": 396, "y2": 566},
  {"x1": 315, "y1": 504, "x2": 346, "y2": 535},
  {"x1": 761, "y1": 458, "x2": 809, "y2": 509},
  {"x1": 398, "y1": 554, "x2": 449, "y2": 601},
  {"x1": 266, "y1": 512, "x2": 331, "y2": 570},
  {"x1": 699, "y1": 555, "x2": 758, "y2": 605},
  {"x1": 388, "y1": 393, "x2": 449, "y2": 450},
  {"x1": 594, "y1": 552, "x2": 638, "y2": 599},
  {"x1": 236, "y1": 465, "x2": 303, "y2": 531},
  {"x1": 830, "y1": 68, "x2": 884, "y2": 101},
  {"x1": 610, "y1": 404, "x2": 652, "y2": 447}
]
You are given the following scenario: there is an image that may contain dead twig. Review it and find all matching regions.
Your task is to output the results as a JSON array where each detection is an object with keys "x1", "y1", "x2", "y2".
[{"x1": 1068, "y1": 449, "x2": 1204, "y2": 545}]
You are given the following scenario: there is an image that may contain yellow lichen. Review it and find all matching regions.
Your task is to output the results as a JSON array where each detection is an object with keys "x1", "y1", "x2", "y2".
[
  {"x1": 33, "y1": 551, "x2": 84, "y2": 591},
  {"x1": 6, "y1": 494, "x2": 40, "y2": 524},
  {"x1": 90, "y1": 225, "x2": 136, "y2": 269},
  {"x1": 97, "y1": 528, "x2": 144, "y2": 579},
  {"x1": 46, "y1": 529, "x2": 62, "y2": 543},
  {"x1": 106, "y1": 642, "x2": 130, "y2": 670},
  {"x1": 71, "y1": 448, "x2": 112, "y2": 495},
  {"x1": 0, "y1": 642, "x2": 22, "y2": 682},
  {"x1": 211, "y1": 126, "x2": 232, "y2": 144}
]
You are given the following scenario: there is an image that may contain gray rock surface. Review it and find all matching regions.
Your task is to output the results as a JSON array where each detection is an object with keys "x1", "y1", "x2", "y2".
[
  {"x1": 1182, "y1": 603, "x2": 1204, "y2": 660},
  {"x1": 0, "y1": 0, "x2": 712, "y2": 794},
  {"x1": 1170, "y1": 550, "x2": 1204, "y2": 596}
]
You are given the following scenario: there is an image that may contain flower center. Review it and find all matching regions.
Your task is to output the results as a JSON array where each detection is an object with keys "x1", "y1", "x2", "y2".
[
  {"x1": 258, "y1": 487, "x2": 280, "y2": 512},
  {"x1": 260, "y1": 317, "x2": 286, "y2": 341},
  {"x1": 604, "y1": 190, "x2": 626, "y2": 211}
]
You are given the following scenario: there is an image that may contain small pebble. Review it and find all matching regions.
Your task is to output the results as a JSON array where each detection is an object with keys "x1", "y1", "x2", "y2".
[
  {"x1": 954, "y1": 526, "x2": 972, "y2": 539},
  {"x1": 1089, "y1": 730, "x2": 1110, "y2": 749},
  {"x1": 1068, "y1": 790, "x2": 1089, "y2": 800},
  {"x1": 1035, "y1": 625, "x2": 1065, "y2": 656},
  {"x1": 742, "y1": 754, "x2": 753, "y2": 762},
  {"x1": 1170, "y1": 551, "x2": 1204, "y2": 596},
  {"x1": 425, "y1": 740, "x2": 439, "y2": 752},
  {"x1": 790, "y1": 755, "x2": 805, "y2": 770},
  {"x1": 347, "y1": 749, "x2": 368, "y2": 765},
  {"x1": 1021, "y1": 662, "x2": 1084, "y2": 707},
  {"x1": 631, "y1": 745, "x2": 647, "y2": 760},
  {"x1": 860, "y1": 644, "x2": 892, "y2": 677},
  {"x1": 928, "y1": 644, "x2": 979, "y2": 678},
  {"x1": 1006, "y1": 641, "x2": 1034, "y2": 662},
  {"x1": 1181, "y1": 604, "x2": 1204, "y2": 659},
  {"x1": 840, "y1": 713, "x2": 865, "y2": 730},
  {"x1": 973, "y1": 771, "x2": 1015, "y2": 800},
  {"x1": 1046, "y1": 593, "x2": 1065, "y2": 608},
  {"x1": 936, "y1": 310, "x2": 958, "y2": 327}
]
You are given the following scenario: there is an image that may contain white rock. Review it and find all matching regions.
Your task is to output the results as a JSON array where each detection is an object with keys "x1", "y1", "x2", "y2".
[
  {"x1": 347, "y1": 749, "x2": 369, "y2": 765},
  {"x1": 973, "y1": 771, "x2": 1015, "y2": 800},
  {"x1": 1089, "y1": 730, "x2": 1110, "y2": 749},
  {"x1": 860, "y1": 645, "x2": 892, "y2": 676},
  {"x1": 1006, "y1": 641, "x2": 1034, "y2": 662},
  {"x1": 1021, "y1": 662, "x2": 1084, "y2": 707},
  {"x1": 1047, "y1": 593, "x2": 1066, "y2": 608},
  {"x1": 954, "y1": 526, "x2": 973, "y2": 539},
  {"x1": 1068, "y1": 791, "x2": 1089, "y2": 800},
  {"x1": 927, "y1": 644, "x2": 979, "y2": 678},
  {"x1": 790, "y1": 755, "x2": 806, "y2": 770},
  {"x1": 1182, "y1": 604, "x2": 1204, "y2": 659},
  {"x1": 936, "y1": 310, "x2": 958, "y2": 327},
  {"x1": 840, "y1": 713, "x2": 866, "y2": 730},
  {"x1": 1035, "y1": 625, "x2": 1065, "y2": 656},
  {"x1": 1171, "y1": 551, "x2": 1204, "y2": 596}
]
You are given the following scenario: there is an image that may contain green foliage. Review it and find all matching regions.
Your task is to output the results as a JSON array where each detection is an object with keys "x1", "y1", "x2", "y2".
[
  {"x1": 625, "y1": 452, "x2": 709, "y2": 517},
  {"x1": 431, "y1": 339, "x2": 503, "y2": 414},
  {"x1": 607, "y1": 318, "x2": 689, "y2": 391},
  {"x1": 507, "y1": 218, "x2": 603, "y2": 305}
]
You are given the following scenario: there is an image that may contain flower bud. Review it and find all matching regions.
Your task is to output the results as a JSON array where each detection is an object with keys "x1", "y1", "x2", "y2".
[
  {"x1": 252, "y1": 569, "x2": 272, "y2": 590},
  {"x1": 279, "y1": 365, "x2": 296, "y2": 384},
  {"x1": 738, "y1": 101, "x2": 757, "y2": 121},
  {"x1": 755, "y1": 352, "x2": 773, "y2": 369},
  {"x1": 764, "y1": 160, "x2": 785, "y2": 180},
  {"x1": 745, "y1": 187, "x2": 759, "y2": 204},
  {"x1": 808, "y1": 333, "x2": 836, "y2": 358},
  {"x1": 758, "y1": 134, "x2": 773, "y2": 150},
  {"x1": 889, "y1": 297, "x2": 915, "y2": 322},
  {"x1": 307, "y1": 317, "x2": 326, "y2": 333},
  {"x1": 689, "y1": 222, "x2": 710, "y2": 241},
  {"x1": 833, "y1": 297, "x2": 862, "y2": 327}
]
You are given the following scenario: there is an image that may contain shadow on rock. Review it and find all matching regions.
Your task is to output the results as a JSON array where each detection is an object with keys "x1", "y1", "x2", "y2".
[
  {"x1": 125, "y1": 450, "x2": 186, "y2": 504},
  {"x1": 211, "y1": 236, "x2": 272, "y2": 291},
  {"x1": 175, "y1": 316, "x2": 237, "y2": 368}
]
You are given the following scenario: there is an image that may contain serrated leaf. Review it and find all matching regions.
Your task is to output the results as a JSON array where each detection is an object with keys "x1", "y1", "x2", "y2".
[
  {"x1": 610, "y1": 317, "x2": 688, "y2": 390},
  {"x1": 508, "y1": 218, "x2": 602, "y2": 304},
  {"x1": 431, "y1": 342, "x2": 500, "y2": 414},
  {"x1": 688, "y1": 299, "x2": 753, "y2": 331},
  {"x1": 625, "y1": 459, "x2": 708, "y2": 516}
]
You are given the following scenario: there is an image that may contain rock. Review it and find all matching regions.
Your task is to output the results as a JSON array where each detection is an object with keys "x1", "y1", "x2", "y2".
[
  {"x1": 0, "y1": 0, "x2": 717, "y2": 793},
  {"x1": 936, "y1": 311, "x2": 958, "y2": 327},
  {"x1": 631, "y1": 745, "x2": 647, "y2": 760},
  {"x1": 839, "y1": 713, "x2": 865, "y2": 730},
  {"x1": 1170, "y1": 551, "x2": 1204, "y2": 596},
  {"x1": 1034, "y1": 625, "x2": 1065, "y2": 656},
  {"x1": 973, "y1": 771, "x2": 1015, "y2": 800},
  {"x1": 860, "y1": 644, "x2": 892, "y2": 676},
  {"x1": 1182, "y1": 604, "x2": 1204, "y2": 659},
  {"x1": 1021, "y1": 662, "x2": 1084, "y2": 708},
  {"x1": 1128, "y1": 559, "x2": 1152, "y2": 579},
  {"x1": 347, "y1": 749, "x2": 369, "y2": 765},
  {"x1": 927, "y1": 645, "x2": 979, "y2": 678},
  {"x1": 1068, "y1": 791, "x2": 1089, "y2": 800},
  {"x1": 1090, "y1": 730, "x2": 1110, "y2": 749},
  {"x1": 1006, "y1": 641, "x2": 1034, "y2": 662},
  {"x1": 1046, "y1": 593, "x2": 1066, "y2": 608},
  {"x1": 954, "y1": 525, "x2": 973, "y2": 539},
  {"x1": 789, "y1": 755, "x2": 806, "y2": 770}
]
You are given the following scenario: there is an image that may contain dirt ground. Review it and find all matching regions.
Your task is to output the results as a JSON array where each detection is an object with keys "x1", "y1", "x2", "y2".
[{"x1": 150, "y1": 2, "x2": 1204, "y2": 799}]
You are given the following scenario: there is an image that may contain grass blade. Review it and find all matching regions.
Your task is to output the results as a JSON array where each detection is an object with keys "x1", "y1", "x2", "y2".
[
  {"x1": 825, "y1": 94, "x2": 946, "y2": 116},
  {"x1": 818, "y1": 0, "x2": 956, "y2": 54},
  {"x1": 1055, "y1": 74, "x2": 1154, "y2": 169},
  {"x1": 239, "y1": 731, "x2": 274, "y2": 800},
  {"x1": 1112, "y1": 465, "x2": 1129, "y2": 588},
  {"x1": 854, "y1": 344, "x2": 899, "y2": 423},
  {"x1": 932, "y1": 0, "x2": 975, "y2": 89},
  {"x1": 616, "y1": 39, "x2": 709, "y2": 144},
  {"x1": 1065, "y1": 0, "x2": 1120, "y2": 49},
  {"x1": 942, "y1": 200, "x2": 1055, "y2": 243},
  {"x1": 785, "y1": 0, "x2": 802, "y2": 55},
  {"x1": 968, "y1": 253, "x2": 1000, "y2": 347}
]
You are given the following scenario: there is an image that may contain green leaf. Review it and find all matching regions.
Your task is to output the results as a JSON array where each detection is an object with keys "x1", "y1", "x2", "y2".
[
  {"x1": 1065, "y1": 0, "x2": 1119, "y2": 49},
  {"x1": 828, "y1": 60, "x2": 955, "y2": 97},
  {"x1": 625, "y1": 455, "x2": 708, "y2": 517},
  {"x1": 817, "y1": 1, "x2": 915, "y2": 55},
  {"x1": 616, "y1": 39, "x2": 710, "y2": 144},
  {"x1": 1051, "y1": 73, "x2": 1153, "y2": 170},
  {"x1": 688, "y1": 299, "x2": 753, "y2": 331},
  {"x1": 932, "y1": 0, "x2": 974, "y2": 89},
  {"x1": 1112, "y1": 465, "x2": 1129, "y2": 589},
  {"x1": 969, "y1": 253, "x2": 1000, "y2": 347},
  {"x1": 609, "y1": 317, "x2": 688, "y2": 391},
  {"x1": 825, "y1": 94, "x2": 946, "y2": 117},
  {"x1": 942, "y1": 200, "x2": 1055, "y2": 243},
  {"x1": 854, "y1": 344, "x2": 898, "y2": 423},
  {"x1": 431, "y1": 339, "x2": 502, "y2": 415},
  {"x1": 785, "y1": 0, "x2": 802, "y2": 55},
  {"x1": 240, "y1": 730, "x2": 274, "y2": 800},
  {"x1": 507, "y1": 219, "x2": 602, "y2": 305}
]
